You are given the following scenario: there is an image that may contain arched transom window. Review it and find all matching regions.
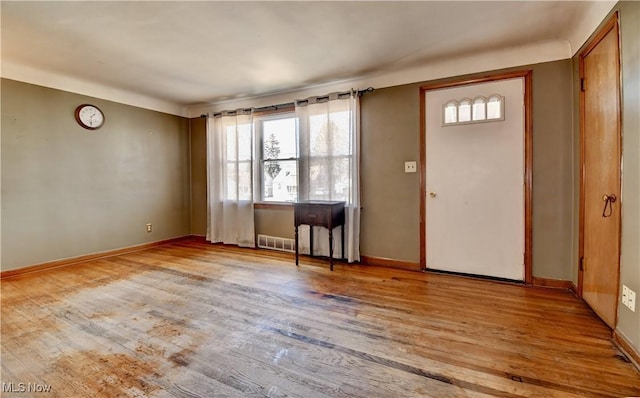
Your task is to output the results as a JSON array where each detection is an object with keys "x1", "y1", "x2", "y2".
[{"x1": 442, "y1": 94, "x2": 504, "y2": 126}]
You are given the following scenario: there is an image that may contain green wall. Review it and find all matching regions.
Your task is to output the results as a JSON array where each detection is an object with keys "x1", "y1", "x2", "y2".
[{"x1": 1, "y1": 79, "x2": 191, "y2": 271}]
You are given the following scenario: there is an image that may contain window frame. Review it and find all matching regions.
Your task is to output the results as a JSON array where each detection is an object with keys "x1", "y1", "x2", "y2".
[
  {"x1": 221, "y1": 118, "x2": 254, "y2": 202},
  {"x1": 251, "y1": 103, "x2": 355, "y2": 206},
  {"x1": 254, "y1": 108, "x2": 299, "y2": 204},
  {"x1": 442, "y1": 94, "x2": 505, "y2": 126},
  {"x1": 303, "y1": 108, "x2": 354, "y2": 202}
]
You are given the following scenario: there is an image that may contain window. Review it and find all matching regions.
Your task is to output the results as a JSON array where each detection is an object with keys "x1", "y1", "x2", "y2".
[
  {"x1": 442, "y1": 94, "x2": 504, "y2": 126},
  {"x1": 472, "y1": 97, "x2": 486, "y2": 121},
  {"x1": 223, "y1": 120, "x2": 253, "y2": 201},
  {"x1": 209, "y1": 93, "x2": 359, "y2": 261},
  {"x1": 257, "y1": 114, "x2": 298, "y2": 202},
  {"x1": 255, "y1": 104, "x2": 354, "y2": 202},
  {"x1": 306, "y1": 109, "x2": 352, "y2": 201},
  {"x1": 444, "y1": 101, "x2": 458, "y2": 124},
  {"x1": 458, "y1": 98, "x2": 472, "y2": 122},
  {"x1": 487, "y1": 95, "x2": 503, "y2": 120}
]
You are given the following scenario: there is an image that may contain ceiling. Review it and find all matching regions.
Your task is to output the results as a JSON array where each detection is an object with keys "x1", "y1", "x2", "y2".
[{"x1": 1, "y1": 1, "x2": 615, "y2": 116}]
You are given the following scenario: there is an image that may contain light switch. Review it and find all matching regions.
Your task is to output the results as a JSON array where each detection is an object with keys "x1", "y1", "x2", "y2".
[{"x1": 405, "y1": 161, "x2": 417, "y2": 173}]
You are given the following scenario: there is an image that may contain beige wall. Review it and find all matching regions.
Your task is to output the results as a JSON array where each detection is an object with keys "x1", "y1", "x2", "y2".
[
  {"x1": 360, "y1": 83, "x2": 422, "y2": 265},
  {"x1": 189, "y1": 60, "x2": 575, "y2": 279},
  {"x1": 1, "y1": 78, "x2": 191, "y2": 271},
  {"x1": 255, "y1": 208, "x2": 295, "y2": 239},
  {"x1": 190, "y1": 117, "x2": 208, "y2": 237}
]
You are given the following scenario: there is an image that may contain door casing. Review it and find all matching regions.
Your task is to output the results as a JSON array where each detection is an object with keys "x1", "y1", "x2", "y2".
[{"x1": 419, "y1": 70, "x2": 533, "y2": 284}]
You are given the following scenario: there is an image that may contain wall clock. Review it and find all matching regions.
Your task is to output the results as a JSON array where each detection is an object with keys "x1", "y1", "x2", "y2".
[{"x1": 74, "y1": 104, "x2": 105, "y2": 130}]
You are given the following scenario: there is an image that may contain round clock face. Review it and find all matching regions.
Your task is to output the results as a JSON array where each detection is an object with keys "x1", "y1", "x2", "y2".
[{"x1": 75, "y1": 104, "x2": 105, "y2": 130}]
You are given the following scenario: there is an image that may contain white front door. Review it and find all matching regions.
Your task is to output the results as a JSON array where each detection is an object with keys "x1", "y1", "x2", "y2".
[{"x1": 425, "y1": 78, "x2": 525, "y2": 281}]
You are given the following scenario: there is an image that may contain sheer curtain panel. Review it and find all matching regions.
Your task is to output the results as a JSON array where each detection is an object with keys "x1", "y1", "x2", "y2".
[
  {"x1": 206, "y1": 111, "x2": 256, "y2": 247},
  {"x1": 295, "y1": 92, "x2": 361, "y2": 262}
]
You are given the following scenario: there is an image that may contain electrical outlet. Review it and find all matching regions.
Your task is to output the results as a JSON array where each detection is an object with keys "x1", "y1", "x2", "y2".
[
  {"x1": 622, "y1": 285, "x2": 636, "y2": 312},
  {"x1": 404, "y1": 161, "x2": 417, "y2": 173},
  {"x1": 146, "y1": 223, "x2": 152, "y2": 233}
]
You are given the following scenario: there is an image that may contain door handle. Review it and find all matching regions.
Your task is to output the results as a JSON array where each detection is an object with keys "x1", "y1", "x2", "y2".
[
  {"x1": 602, "y1": 193, "x2": 617, "y2": 217},
  {"x1": 429, "y1": 192, "x2": 437, "y2": 198}
]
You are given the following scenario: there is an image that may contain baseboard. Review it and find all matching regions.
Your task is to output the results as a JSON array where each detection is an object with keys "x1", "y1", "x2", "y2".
[
  {"x1": 0, "y1": 236, "x2": 192, "y2": 280},
  {"x1": 613, "y1": 329, "x2": 640, "y2": 372},
  {"x1": 532, "y1": 276, "x2": 574, "y2": 290},
  {"x1": 360, "y1": 255, "x2": 420, "y2": 271},
  {"x1": 426, "y1": 268, "x2": 525, "y2": 285},
  {"x1": 568, "y1": 281, "x2": 578, "y2": 296}
]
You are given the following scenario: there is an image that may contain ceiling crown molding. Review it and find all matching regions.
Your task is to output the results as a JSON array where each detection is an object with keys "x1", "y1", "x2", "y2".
[
  {"x1": 1, "y1": 60, "x2": 188, "y2": 117},
  {"x1": 186, "y1": 39, "x2": 571, "y2": 118}
]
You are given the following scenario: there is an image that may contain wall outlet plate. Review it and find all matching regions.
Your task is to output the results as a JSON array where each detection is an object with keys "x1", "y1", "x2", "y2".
[
  {"x1": 622, "y1": 285, "x2": 636, "y2": 312},
  {"x1": 146, "y1": 223, "x2": 152, "y2": 233},
  {"x1": 404, "y1": 161, "x2": 417, "y2": 173}
]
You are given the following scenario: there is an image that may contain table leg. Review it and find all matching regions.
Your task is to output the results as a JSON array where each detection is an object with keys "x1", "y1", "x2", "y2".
[
  {"x1": 329, "y1": 228, "x2": 334, "y2": 271},
  {"x1": 309, "y1": 226, "x2": 314, "y2": 257},
  {"x1": 341, "y1": 225, "x2": 345, "y2": 261},
  {"x1": 295, "y1": 226, "x2": 299, "y2": 266}
]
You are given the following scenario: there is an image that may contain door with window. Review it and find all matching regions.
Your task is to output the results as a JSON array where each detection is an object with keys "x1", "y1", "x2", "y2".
[
  {"x1": 424, "y1": 77, "x2": 526, "y2": 280},
  {"x1": 579, "y1": 15, "x2": 621, "y2": 329}
]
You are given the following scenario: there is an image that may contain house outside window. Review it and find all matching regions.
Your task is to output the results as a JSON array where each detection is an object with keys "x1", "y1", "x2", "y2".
[
  {"x1": 255, "y1": 107, "x2": 353, "y2": 203},
  {"x1": 257, "y1": 114, "x2": 299, "y2": 202}
]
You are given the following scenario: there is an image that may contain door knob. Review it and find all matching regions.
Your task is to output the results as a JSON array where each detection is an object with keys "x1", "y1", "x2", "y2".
[
  {"x1": 602, "y1": 193, "x2": 617, "y2": 202},
  {"x1": 429, "y1": 192, "x2": 437, "y2": 198}
]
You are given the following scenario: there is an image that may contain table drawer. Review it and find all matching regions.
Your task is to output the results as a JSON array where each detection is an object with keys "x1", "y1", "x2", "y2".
[{"x1": 295, "y1": 206, "x2": 329, "y2": 226}]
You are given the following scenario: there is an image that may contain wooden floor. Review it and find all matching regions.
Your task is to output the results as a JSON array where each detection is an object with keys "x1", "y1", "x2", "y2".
[{"x1": 1, "y1": 238, "x2": 639, "y2": 397}]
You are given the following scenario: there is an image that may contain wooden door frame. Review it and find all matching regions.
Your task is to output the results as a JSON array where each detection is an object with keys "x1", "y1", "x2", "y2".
[
  {"x1": 578, "y1": 13, "x2": 622, "y2": 301},
  {"x1": 419, "y1": 70, "x2": 533, "y2": 284}
]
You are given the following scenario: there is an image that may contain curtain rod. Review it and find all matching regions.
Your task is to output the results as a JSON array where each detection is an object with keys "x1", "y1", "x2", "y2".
[{"x1": 200, "y1": 87, "x2": 374, "y2": 118}]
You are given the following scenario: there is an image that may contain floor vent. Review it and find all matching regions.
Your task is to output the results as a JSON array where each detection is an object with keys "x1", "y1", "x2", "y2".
[{"x1": 257, "y1": 234, "x2": 295, "y2": 253}]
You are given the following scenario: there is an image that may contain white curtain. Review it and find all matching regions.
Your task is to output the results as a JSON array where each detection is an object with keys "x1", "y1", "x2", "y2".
[
  {"x1": 295, "y1": 92, "x2": 361, "y2": 262},
  {"x1": 206, "y1": 110, "x2": 256, "y2": 247}
]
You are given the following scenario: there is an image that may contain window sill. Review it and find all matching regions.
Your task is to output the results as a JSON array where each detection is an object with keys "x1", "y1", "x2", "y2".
[{"x1": 254, "y1": 202, "x2": 295, "y2": 210}]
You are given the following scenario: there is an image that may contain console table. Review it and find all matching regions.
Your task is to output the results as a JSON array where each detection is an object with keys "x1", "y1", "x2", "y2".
[{"x1": 294, "y1": 201, "x2": 346, "y2": 271}]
